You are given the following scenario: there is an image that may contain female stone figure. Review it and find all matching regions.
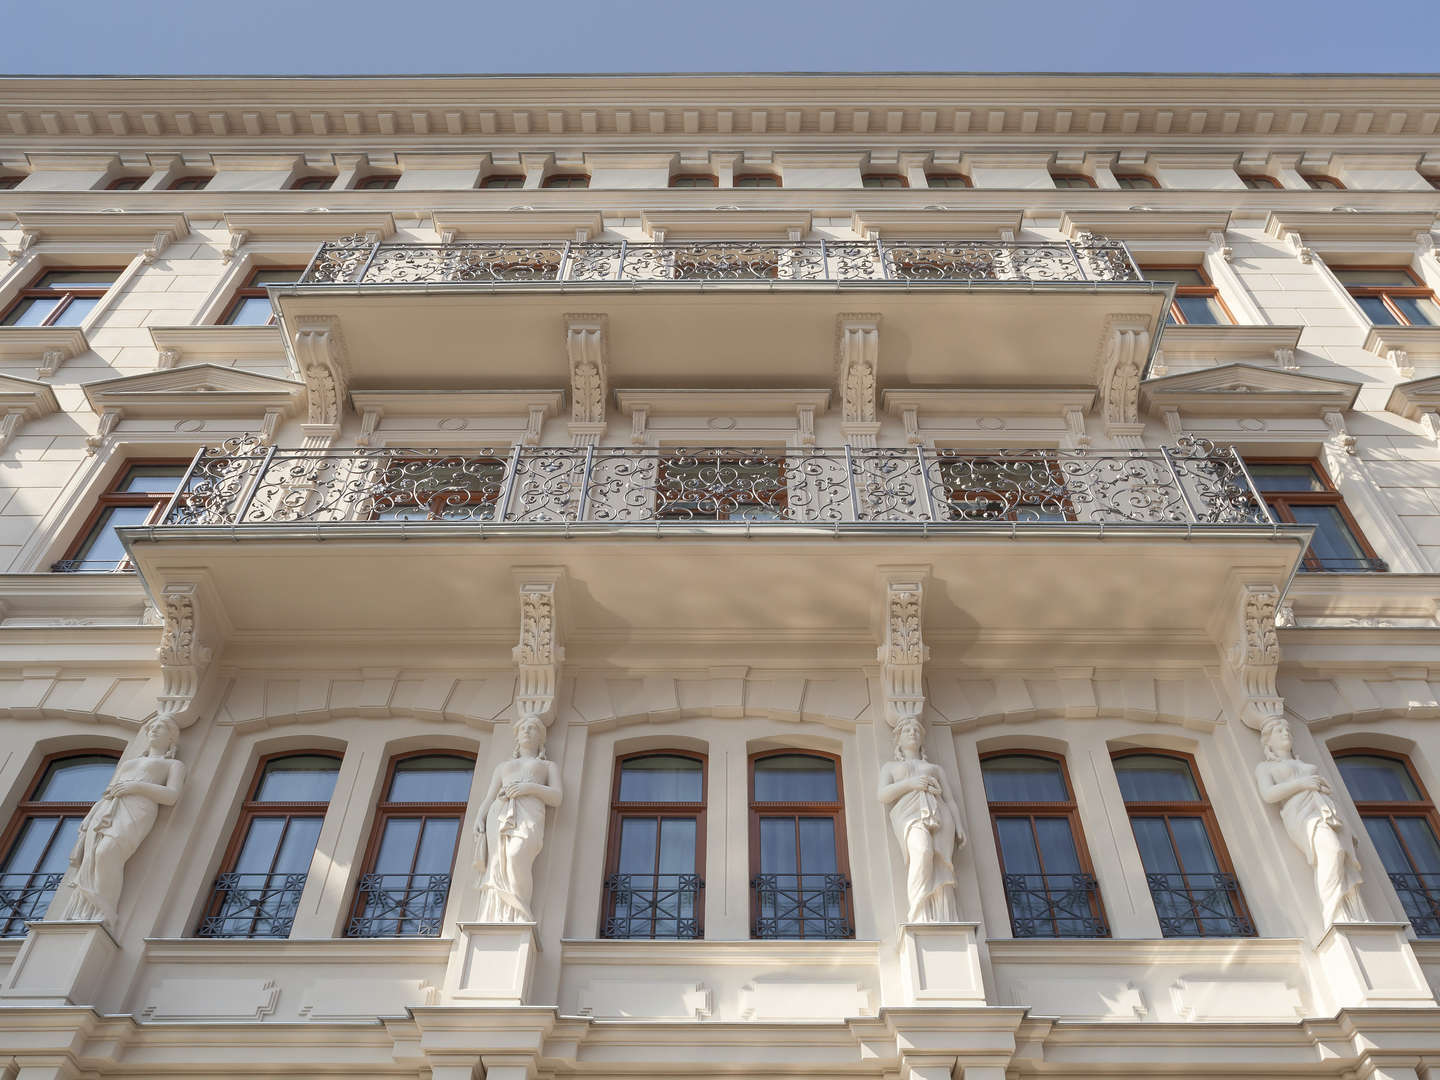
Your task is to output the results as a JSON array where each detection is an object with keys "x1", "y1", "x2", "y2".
[
  {"x1": 64, "y1": 715, "x2": 185, "y2": 925},
  {"x1": 1255, "y1": 716, "x2": 1369, "y2": 927},
  {"x1": 473, "y1": 716, "x2": 563, "y2": 923},
  {"x1": 877, "y1": 717, "x2": 965, "y2": 923}
]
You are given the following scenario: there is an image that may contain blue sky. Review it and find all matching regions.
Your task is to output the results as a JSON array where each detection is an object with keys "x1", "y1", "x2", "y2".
[{"x1": 2, "y1": 0, "x2": 1437, "y2": 74}]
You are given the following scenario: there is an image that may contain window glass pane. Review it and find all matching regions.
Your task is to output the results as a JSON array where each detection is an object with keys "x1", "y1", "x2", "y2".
[
  {"x1": 1114, "y1": 755, "x2": 1200, "y2": 802},
  {"x1": 862, "y1": 176, "x2": 904, "y2": 188},
  {"x1": 1354, "y1": 295, "x2": 1400, "y2": 325},
  {"x1": 50, "y1": 296, "x2": 98, "y2": 326},
  {"x1": 1247, "y1": 463, "x2": 1325, "y2": 492},
  {"x1": 657, "y1": 818, "x2": 697, "y2": 874},
  {"x1": 1129, "y1": 816, "x2": 1182, "y2": 872},
  {"x1": 357, "y1": 176, "x2": 399, "y2": 189},
  {"x1": 1241, "y1": 176, "x2": 1279, "y2": 189},
  {"x1": 1289, "y1": 504, "x2": 1368, "y2": 568},
  {"x1": 1396, "y1": 817, "x2": 1440, "y2": 874},
  {"x1": 618, "y1": 755, "x2": 703, "y2": 802},
  {"x1": 1174, "y1": 295, "x2": 1224, "y2": 325},
  {"x1": 481, "y1": 175, "x2": 525, "y2": 188},
  {"x1": 254, "y1": 755, "x2": 340, "y2": 802},
  {"x1": 1143, "y1": 267, "x2": 1208, "y2": 285},
  {"x1": 1392, "y1": 295, "x2": 1439, "y2": 326},
  {"x1": 224, "y1": 295, "x2": 275, "y2": 326},
  {"x1": 373, "y1": 817, "x2": 423, "y2": 874},
  {"x1": 1168, "y1": 815, "x2": 1222, "y2": 873},
  {"x1": 248, "y1": 268, "x2": 304, "y2": 286},
  {"x1": 415, "y1": 817, "x2": 460, "y2": 873},
  {"x1": 34, "y1": 755, "x2": 116, "y2": 802},
  {"x1": 36, "y1": 271, "x2": 119, "y2": 288},
  {"x1": 926, "y1": 175, "x2": 969, "y2": 188},
  {"x1": 982, "y1": 755, "x2": 1069, "y2": 802},
  {"x1": 2, "y1": 817, "x2": 62, "y2": 873},
  {"x1": 797, "y1": 817, "x2": 838, "y2": 874},
  {"x1": 273, "y1": 817, "x2": 324, "y2": 873},
  {"x1": 734, "y1": 176, "x2": 778, "y2": 187},
  {"x1": 72, "y1": 505, "x2": 151, "y2": 569},
  {"x1": 995, "y1": 818, "x2": 1042, "y2": 873},
  {"x1": 758, "y1": 817, "x2": 797, "y2": 874},
  {"x1": 617, "y1": 817, "x2": 659, "y2": 874},
  {"x1": 671, "y1": 176, "x2": 717, "y2": 187},
  {"x1": 2, "y1": 296, "x2": 61, "y2": 326},
  {"x1": 1363, "y1": 817, "x2": 1413, "y2": 875},
  {"x1": 1033, "y1": 817, "x2": 1082, "y2": 873},
  {"x1": 233, "y1": 817, "x2": 287, "y2": 873},
  {"x1": 753, "y1": 754, "x2": 838, "y2": 802},
  {"x1": 118, "y1": 465, "x2": 185, "y2": 493},
  {"x1": 1337, "y1": 755, "x2": 1422, "y2": 802},
  {"x1": 387, "y1": 755, "x2": 473, "y2": 803}
]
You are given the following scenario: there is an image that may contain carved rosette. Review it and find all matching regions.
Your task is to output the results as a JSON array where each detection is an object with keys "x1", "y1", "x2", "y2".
[
  {"x1": 878, "y1": 580, "x2": 929, "y2": 728},
  {"x1": 513, "y1": 580, "x2": 564, "y2": 725}
]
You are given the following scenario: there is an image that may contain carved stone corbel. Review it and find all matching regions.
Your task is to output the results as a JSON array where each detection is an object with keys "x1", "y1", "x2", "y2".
[
  {"x1": 259, "y1": 408, "x2": 283, "y2": 447},
  {"x1": 292, "y1": 316, "x2": 349, "y2": 448},
  {"x1": 1062, "y1": 406, "x2": 1092, "y2": 449},
  {"x1": 1323, "y1": 409, "x2": 1357, "y2": 455},
  {"x1": 6, "y1": 230, "x2": 36, "y2": 262},
  {"x1": 877, "y1": 577, "x2": 929, "y2": 729},
  {"x1": 154, "y1": 582, "x2": 216, "y2": 727},
  {"x1": 837, "y1": 314, "x2": 880, "y2": 447},
  {"x1": 1225, "y1": 584, "x2": 1284, "y2": 730},
  {"x1": 37, "y1": 348, "x2": 69, "y2": 379},
  {"x1": 355, "y1": 407, "x2": 381, "y2": 447},
  {"x1": 156, "y1": 346, "x2": 182, "y2": 370},
  {"x1": 141, "y1": 230, "x2": 174, "y2": 264},
  {"x1": 899, "y1": 406, "x2": 921, "y2": 446},
  {"x1": 1207, "y1": 229, "x2": 1233, "y2": 263},
  {"x1": 85, "y1": 409, "x2": 120, "y2": 455},
  {"x1": 1275, "y1": 346, "x2": 1299, "y2": 371},
  {"x1": 220, "y1": 229, "x2": 249, "y2": 263},
  {"x1": 565, "y1": 314, "x2": 607, "y2": 446},
  {"x1": 513, "y1": 577, "x2": 564, "y2": 724},
  {"x1": 0, "y1": 411, "x2": 22, "y2": 452},
  {"x1": 796, "y1": 403, "x2": 817, "y2": 447},
  {"x1": 523, "y1": 403, "x2": 547, "y2": 447},
  {"x1": 1097, "y1": 317, "x2": 1150, "y2": 448},
  {"x1": 629, "y1": 404, "x2": 648, "y2": 445}
]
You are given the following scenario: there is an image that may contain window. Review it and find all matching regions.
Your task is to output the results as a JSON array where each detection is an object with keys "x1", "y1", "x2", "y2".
[
  {"x1": 367, "y1": 456, "x2": 507, "y2": 521},
  {"x1": 1426, "y1": 175, "x2": 1440, "y2": 192},
  {"x1": 670, "y1": 175, "x2": 718, "y2": 188},
  {"x1": 656, "y1": 451, "x2": 788, "y2": 521},
  {"x1": 199, "y1": 753, "x2": 341, "y2": 938},
  {"x1": 1240, "y1": 174, "x2": 1282, "y2": 190},
  {"x1": 1051, "y1": 174, "x2": 1096, "y2": 189},
  {"x1": 1246, "y1": 459, "x2": 1384, "y2": 572},
  {"x1": 981, "y1": 753, "x2": 1107, "y2": 937},
  {"x1": 1114, "y1": 174, "x2": 1159, "y2": 190},
  {"x1": 355, "y1": 174, "x2": 399, "y2": 190},
  {"x1": 749, "y1": 751, "x2": 853, "y2": 939},
  {"x1": 106, "y1": 176, "x2": 146, "y2": 191},
  {"x1": 1140, "y1": 265, "x2": 1232, "y2": 326},
  {"x1": 542, "y1": 173, "x2": 590, "y2": 189},
  {"x1": 347, "y1": 753, "x2": 473, "y2": 938},
  {"x1": 219, "y1": 266, "x2": 305, "y2": 326},
  {"x1": 167, "y1": 175, "x2": 211, "y2": 190},
  {"x1": 925, "y1": 173, "x2": 971, "y2": 189},
  {"x1": 1332, "y1": 266, "x2": 1439, "y2": 327},
  {"x1": 733, "y1": 173, "x2": 780, "y2": 188},
  {"x1": 861, "y1": 173, "x2": 907, "y2": 189},
  {"x1": 2, "y1": 268, "x2": 121, "y2": 328},
  {"x1": 0, "y1": 175, "x2": 23, "y2": 190},
  {"x1": 290, "y1": 175, "x2": 332, "y2": 191},
  {"x1": 935, "y1": 453, "x2": 1073, "y2": 522},
  {"x1": 54, "y1": 461, "x2": 188, "y2": 573},
  {"x1": 480, "y1": 174, "x2": 525, "y2": 189},
  {"x1": 602, "y1": 752, "x2": 705, "y2": 939},
  {"x1": 1112, "y1": 751, "x2": 1254, "y2": 937},
  {"x1": 1302, "y1": 174, "x2": 1345, "y2": 190},
  {"x1": 1334, "y1": 751, "x2": 1440, "y2": 937},
  {"x1": 0, "y1": 752, "x2": 118, "y2": 936}
]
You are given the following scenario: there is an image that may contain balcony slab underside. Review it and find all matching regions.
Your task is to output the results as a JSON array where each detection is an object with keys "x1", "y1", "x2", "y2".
[
  {"x1": 275, "y1": 285, "x2": 1169, "y2": 390},
  {"x1": 124, "y1": 528, "x2": 1306, "y2": 646}
]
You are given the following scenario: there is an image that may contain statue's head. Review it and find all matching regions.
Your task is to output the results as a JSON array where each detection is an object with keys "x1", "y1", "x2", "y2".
[
  {"x1": 893, "y1": 716, "x2": 927, "y2": 761},
  {"x1": 513, "y1": 715, "x2": 548, "y2": 760},
  {"x1": 144, "y1": 715, "x2": 180, "y2": 759},
  {"x1": 1260, "y1": 716, "x2": 1293, "y2": 761}
]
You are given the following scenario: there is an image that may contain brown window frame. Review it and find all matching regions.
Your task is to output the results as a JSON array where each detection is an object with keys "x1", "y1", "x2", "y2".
[
  {"x1": 669, "y1": 174, "x2": 719, "y2": 188},
  {"x1": 479, "y1": 174, "x2": 526, "y2": 189},
  {"x1": 0, "y1": 175, "x2": 24, "y2": 190},
  {"x1": 733, "y1": 173, "x2": 782, "y2": 189},
  {"x1": 354, "y1": 174, "x2": 400, "y2": 190},
  {"x1": 1333, "y1": 748, "x2": 1440, "y2": 936},
  {"x1": 218, "y1": 265, "x2": 306, "y2": 326},
  {"x1": 980, "y1": 750, "x2": 1108, "y2": 937},
  {"x1": 0, "y1": 749, "x2": 120, "y2": 936},
  {"x1": 924, "y1": 172, "x2": 972, "y2": 189},
  {"x1": 1112, "y1": 748, "x2": 1256, "y2": 937},
  {"x1": 541, "y1": 173, "x2": 591, "y2": 189},
  {"x1": 748, "y1": 749, "x2": 854, "y2": 939},
  {"x1": 600, "y1": 750, "x2": 707, "y2": 939},
  {"x1": 860, "y1": 173, "x2": 908, "y2": 189},
  {"x1": 166, "y1": 175, "x2": 212, "y2": 191},
  {"x1": 1331, "y1": 264, "x2": 1438, "y2": 327},
  {"x1": 1140, "y1": 263, "x2": 1234, "y2": 326},
  {"x1": 198, "y1": 750, "x2": 343, "y2": 939},
  {"x1": 105, "y1": 176, "x2": 147, "y2": 190},
  {"x1": 1246, "y1": 457, "x2": 1383, "y2": 572},
  {"x1": 54, "y1": 458, "x2": 190, "y2": 573},
  {"x1": 1114, "y1": 173, "x2": 1159, "y2": 190},
  {"x1": 289, "y1": 175, "x2": 333, "y2": 191},
  {"x1": 1, "y1": 266, "x2": 122, "y2": 328},
  {"x1": 345, "y1": 750, "x2": 474, "y2": 938},
  {"x1": 1301, "y1": 174, "x2": 1345, "y2": 190},
  {"x1": 1239, "y1": 174, "x2": 1283, "y2": 190},
  {"x1": 1051, "y1": 173, "x2": 1097, "y2": 189}
]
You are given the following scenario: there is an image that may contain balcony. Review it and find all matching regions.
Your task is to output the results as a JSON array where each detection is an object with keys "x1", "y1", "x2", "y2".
[
  {"x1": 122, "y1": 438, "x2": 1308, "y2": 652},
  {"x1": 273, "y1": 236, "x2": 1170, "y2": 391}
]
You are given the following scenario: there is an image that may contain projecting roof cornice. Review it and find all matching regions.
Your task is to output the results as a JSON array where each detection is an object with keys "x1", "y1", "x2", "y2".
[
  {"x1": 222, "y1": 211, "x2": 396, "y2": 243},
  {"x1": 430, "y1": 209, "x2": 605, "y2": 241},
  {"x1": 0, "y1": 372, "x2": 60, "y2": 418},
  {"x1": 1, "y1": 210, "x2": 190, "y2": 247},
  {"x1": 1060, "y1": 210, "x2": 1232, "y2": 243},
  {"x1": 640, "y1": 209, "x2": 811, "y2": 240},
  {"x1": 1141, "y1": 362, "x2": 1361, "y2": 417},
  {"x1": 0, "y1": 75, "x2": 1438, "y2": 147},
  {"x1": 1385, "y1": 374, "x2": 1440, "y2": 421},
  {"x1": 1264, "y1": 210, "x2": 1438, "y2": 257},
  {"x1": 851, "y1": 209, "x2": 1022, "y2": 240}
]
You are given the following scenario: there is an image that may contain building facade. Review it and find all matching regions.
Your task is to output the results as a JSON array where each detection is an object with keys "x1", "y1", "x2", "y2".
[{"x1": 0, "y1": 73, "x2": 1437, "y2": 1079}]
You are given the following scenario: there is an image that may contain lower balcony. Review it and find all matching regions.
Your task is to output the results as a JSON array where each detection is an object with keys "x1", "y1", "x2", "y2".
[{"x1": 121, "y1": 439, "x2": 1309, "y2": 651}]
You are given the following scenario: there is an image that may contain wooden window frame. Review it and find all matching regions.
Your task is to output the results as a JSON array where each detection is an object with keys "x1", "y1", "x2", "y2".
[
  {"x1": 1332, "y1": 264, "x2": 1438, "y2": 328},
  {"x1": 1, "y1": 266, "x2": 123, "y2": 328},
  {"x1": 345, "y1": 750, "x2": 474, "y2": 938},
  {"x1": 218, "y1": 265, "x2": 306, "y2": 326},
  {"x1": 1113, "y1": 173, "x2": 1160, "y2": 190},
  {"x1": 354, "y1": 174, "x2": 400, "y2": 190},
  {"x1": 924, "y1": 173, "x2": 972, "y2": 189},
  {"x1": 1333, "y1": 748, "x2": 1440, "y2": 935},
  {"x1": 1141, "y1": 263, "x2": 1234, "y2": 326},
  {"x1": 600, "y1": 750, "x2": 707, "y2": 939},
  {"x1": 860, "y1": 173, "x2": 908, "y2": 189},
  {"x1": 0, "y1": 176, "x2": 24, "y2": 190},
  {"x1": 289, "y1": 175, "x2": 333, "y2": 191},
  {"x1": 1301, "y1": 174, "x2": 1345, "y2": 190},
  {"x1": 1247, "y1": 457, "x2": 1382, "y2": 572},
  {"x1": 1239, "y1": 174, "x2": 1283, "y2": 190},
  {"x1": 1051, "y1": 173, "x2": 1097, "y2": 189},
  {"x1": 479, "y1": 174, "x2": 526, "y2": 189},
  {"x1": 198, "y1": 750, "x2": 343, "y2": 938},
  {"x1": 747, "y1": 748, "x2": 854, "y2": 939},
  {"x1": 55, "y1": 458, "x2": 190, "y2": 573},
  {"x1": 105, "y1": 176, "x2": 147, "y2": 191},
  {"x1": 1111, "y1": 748, "x2": 1256, "y2": 937},
  {"x1": 541, "y1": 173, "x2": 591, "y2": 189},
  {"x1": 0, "y1": 750, "x2": 120, "y2": 936},
  {"x1": 166, "y1": 175, "x2": 212, "y2": 191},
  {"x1": 733, "y1": 173, "x2": 782, "y2": 189},
  {"x1": 979, "y1": 750, "x2": 1108, "y2": 937},
  {"x1": 669, "y1": 174, "x2": 719, "y2": 188}
]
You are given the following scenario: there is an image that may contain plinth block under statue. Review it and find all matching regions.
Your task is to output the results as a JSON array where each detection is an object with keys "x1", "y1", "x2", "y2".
[
  {"x1": 878, "y1": 716, "x2": 965, "y2": 923},
  {"x1": 473, "y1": 715, "x2": 563, "y2": 923}
]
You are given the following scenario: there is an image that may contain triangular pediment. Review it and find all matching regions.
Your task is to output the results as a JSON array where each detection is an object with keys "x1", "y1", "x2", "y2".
[
  {"x1": 1141, "y1": 362, "x2": 1360, "y2": 417},
  {"x1": 1386, "y1": 374, "x2": 1440, "y2": 421},
  {"x1": 83, "y1": 363, "x2": 304, "y2": 418},
  {"x1": 0, "y1": 371, "x2": 60, "y2": 419}
]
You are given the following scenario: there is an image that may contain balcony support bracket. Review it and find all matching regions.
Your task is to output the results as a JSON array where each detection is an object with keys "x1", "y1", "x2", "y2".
[
  {"x1": 1098, "y1": 316, "x2": 1150, "y2": 448},
  {"x1": 292, "y1": 315, "x2": 349, "y2": 449},
  {"x1": 838, "y1": 314, "x2": 881, "y2": 448},
  {"x1": 566, "y1": 314, "x2": 607, "y2": 447}
]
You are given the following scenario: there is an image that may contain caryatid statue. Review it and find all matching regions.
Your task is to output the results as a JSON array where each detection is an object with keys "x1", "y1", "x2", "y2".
[
  {"x1": 473, "y1": 714, "x2": 563, "y2": 923},
  {"x1": 878, "y1": 715, "x2": 965, "y2": 923}
]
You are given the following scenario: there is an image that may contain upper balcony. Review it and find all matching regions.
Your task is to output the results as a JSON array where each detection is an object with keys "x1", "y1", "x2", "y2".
[
  {"x1": 272, "y1": 235, "x2": 1169, "y2": 390},
  {"x1": 120, "y1": 439, "x2": 1309, "y2": 653}
]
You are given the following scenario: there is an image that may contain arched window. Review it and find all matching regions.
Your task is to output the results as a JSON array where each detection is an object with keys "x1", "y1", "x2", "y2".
[
  {"x1": 1334, "y1": 751, "x2": 1440, "y2": 937},
  {"x1": 980, "y1": 752, "x2": 1107, "y2": 937},
  {"x1": 0, "y1": 752, "x2": 118, "y2": 936},
  {"x1": 601, "y1": 752, "x2": 705, "y2": 939},
  {"x1": 749, "y1": 750, "x2": 852, "y2": 939},
  {"x1": 199, "y1": 752, "x2": 341, "y2": 939},
  {"x1": 347, "y1": 752, "x2": 475, "y2": 938},
  {"x1": 1112, "y1": 751, "x2": 1254, "y2": 937}
]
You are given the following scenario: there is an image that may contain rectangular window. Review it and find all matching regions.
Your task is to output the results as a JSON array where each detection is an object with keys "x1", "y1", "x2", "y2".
[
  {"x1": 54, "y1": 462, "x2": 188, "y2": 573},
  {"x1": 1246, "y1": 459, "x2": 1384, "y2": 572},
  {"x1": 1051, "y1": 174, "x2": 1096, "y2": 189},
  {"x1": 1140, "y1": 265, "x2": 1231, "y2": 326},
  {"x1": 220, "y1": 267, "x2": 305, "y2": 326},
  {"x1": 2, "y1": 269, "x2": 121, "y2": 328},
  {"x1": 1332, "y1": 267, "x2": 1440, "y2": 327}
]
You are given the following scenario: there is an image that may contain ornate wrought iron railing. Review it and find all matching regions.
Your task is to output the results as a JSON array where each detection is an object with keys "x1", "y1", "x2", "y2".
[
  {"x1": 155, "y1": 437, "x2": 1272, "y2": 531},
  {"x1": 1001, "y1": 872, "x2": 1109, "y2": 938},
  {"x1": 346, "y1": 872, "x2": 451, "y2": 938},
  {"x1": 0, "y1": 871, "x2": 64, "y2": 937},
  {"x1": 1144, "y1": 871, "x2": 1255, "y2": 938},
  {"x1": 1389, "y1": 871, "x2": 1440, "y2": 937},
  {"x1": 297, "y1": 234, "x2": 1142, "y2": 288},
  {"x1": 600, "y1": 872, "x2": 703, "y2": 940},
  {"x1": 197, "y1": 871, "x2": 308, "y2": 939},
  {"x1": 751, "y1": 872, "x2": 853, "y2": 940}
]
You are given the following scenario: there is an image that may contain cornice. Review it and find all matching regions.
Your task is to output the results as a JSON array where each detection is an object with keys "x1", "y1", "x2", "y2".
[
  {"x1": 0, "y1": 372, "x2": 60, "y2": 418},
  {"x1": 348, "y1": 388, "x2": 566, "y2": 416},
  {"x1": 82, "y1": 362, "x2": 304, "y2": 418},
  {"x1": 640, "y1": 208, "x2": 812, "y2": 239},
  {"x1": 1141, "y1": 362, "x2": 1361, "y2": 416},
  {"x1": 614, "y1": 388, "x2": 832, "y2": 414},
  {"x1": 1385, "y1": 372, "x2": 1440, "y2": 420},
  {"x1": 851, "y1": 208, "x2": 1022, "y2": 239},
  {"x1": 3, "y1": 209, "x2": 190, "y2": 245},
  {"x1": 221, "y1": 209, "x2": 396, "y2": 242},
  {"x1": 429, "y1": 208, "x2": 605, "y2": 241},
  {"x1": 147, "y1": 325, "x2": 286, "y2": 368},
  {"x1": 881, "y1": 387, "x2": 1096, "y2": 416}
]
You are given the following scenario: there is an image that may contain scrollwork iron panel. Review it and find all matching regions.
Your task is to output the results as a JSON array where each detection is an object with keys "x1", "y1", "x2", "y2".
[
  {"x1": 0, "y1": 871, "x2": 65, "y2": 936},
  {"x1": 600, "y1": 872, "x2": 703, "y2": 940},
  {"x1": 1388, "y1": 871, "x2": 1440, "y2": 937},
  {"x1": 346, "y1": 872, "x2": 451, "y2": 938}
]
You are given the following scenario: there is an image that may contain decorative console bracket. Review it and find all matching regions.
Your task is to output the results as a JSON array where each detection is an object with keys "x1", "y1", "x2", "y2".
[
  {"x1": 155, "y1": 581, "x2": 218, "y2": 728},
  {"x1": 1224, "y1": 583, "x2": 1284, "y2": 731},
  {"x1": 513, "y1": 575, "x2": 565, "y2": 724},
  {"x1": 565, "y1": 314, "x2": 607, "y2": 446},
  {"x1": 292, "y1": 316, "x2": 349, "y2": 448},
  {"x1": 838, "y1": 314, "x2": 881, "y2": 448},
  {"x1": 1097, "y1": 317, "x2": 1151, "y2": 448},
  {"x1": 877, "y1": 574, "x2": 929, "y2": 728}
]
